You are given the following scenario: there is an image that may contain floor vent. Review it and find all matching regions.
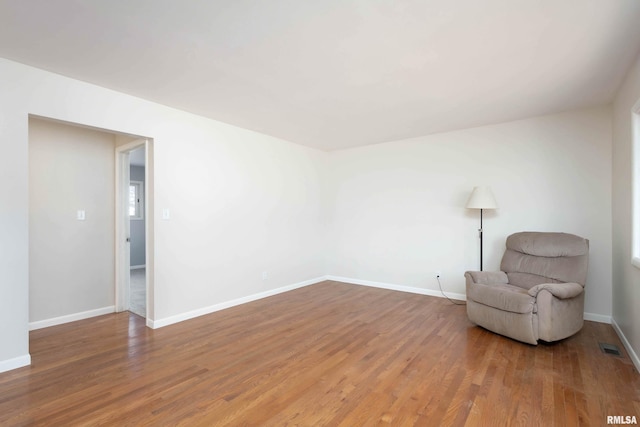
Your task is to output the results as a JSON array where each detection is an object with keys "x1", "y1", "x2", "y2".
[{"x1": 599, "y1": 342, "x2": 622, "y2": 357}]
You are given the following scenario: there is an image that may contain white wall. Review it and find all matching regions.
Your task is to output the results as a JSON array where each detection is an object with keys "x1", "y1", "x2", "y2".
[
  {"x1": 612, "y1": 51, "x2": 640, "y2": 366},
  {"x1": 0, "y1": 92, "x2": 30, "y2": 370},
  {"x1": 327, "y1": 107, "x2": 613, "y2": 318},
  {"x1": 29, "y1": 118, "x2": 116, "y2": 323},
  {"x1": 0, "y1": 58, "x2": 327, "y2": 371},
  {"x1": 152, "y1": 121, "x2": 327, "y2": 319}
]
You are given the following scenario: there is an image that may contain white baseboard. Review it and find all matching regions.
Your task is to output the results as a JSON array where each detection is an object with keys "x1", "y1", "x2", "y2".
[
  {"x1": 0, "y1": 354, "x2": 31, "y2": 373},
  {"x1": 612, "y1": 317, "x2": 640, "y2": 374},
  {"x1": 148, "y1": 276, "x2": 327, "y2": 329},
  {"x1": 584, "y1": 312, "x2": 612, "y2": 324},
  {"x1": 130, "y1": 264, "x2": 146, "y2": 270},
  {"x1": 29, "y1": 306, "x2": 115, "y2": 331},
  {"x1": 326, "y1": 277, "x2": 615, "y2": 324},
  {"x1": 325, "y1": 275, "x2": 467, "y2": 301}
]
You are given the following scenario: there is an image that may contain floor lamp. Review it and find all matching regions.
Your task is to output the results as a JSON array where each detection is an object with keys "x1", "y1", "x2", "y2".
[{"x1": 466, "y1": 186, "x2": 498, "y2": 271}]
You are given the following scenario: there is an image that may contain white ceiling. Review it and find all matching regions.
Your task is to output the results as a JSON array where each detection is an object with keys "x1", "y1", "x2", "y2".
[{"x1": 1, "y1": 1, "x2": 639, "y2": 151}]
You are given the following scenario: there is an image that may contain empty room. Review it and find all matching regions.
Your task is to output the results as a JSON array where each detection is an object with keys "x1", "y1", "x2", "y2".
[{"x1": 1, "y1": 1, "x2": 640, "y2": 425}]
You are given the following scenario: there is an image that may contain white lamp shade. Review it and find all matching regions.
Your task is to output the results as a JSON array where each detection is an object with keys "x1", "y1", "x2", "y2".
[{"x1": 466, "y1": 186, "x2": 498, "y2": 209}]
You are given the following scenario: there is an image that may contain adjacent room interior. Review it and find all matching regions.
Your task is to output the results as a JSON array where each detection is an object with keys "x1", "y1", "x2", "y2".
[
  {"x1": 128, "y1": 146, "x2": 147, "y2": 318},
  {"x1": 1, "y1": 1, "x2": 640, "y2": 425}
]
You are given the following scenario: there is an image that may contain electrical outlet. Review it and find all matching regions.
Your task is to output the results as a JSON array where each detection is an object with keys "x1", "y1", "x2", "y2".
[
  {"x1": 262, "y1": 271, "x2": 268, "y2": 280},
  {"x1": 435, "y1": 271, "x2": 442, "y2": 278}
]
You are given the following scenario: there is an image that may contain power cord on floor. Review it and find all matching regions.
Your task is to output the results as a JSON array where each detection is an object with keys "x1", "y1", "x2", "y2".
[{"x1": 437, "y1": 275, "x2": 466, "y2": 305}]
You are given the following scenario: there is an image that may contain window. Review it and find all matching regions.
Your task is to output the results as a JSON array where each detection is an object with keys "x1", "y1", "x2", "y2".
[
  {"x1": 129, "y1": 181, "x2": 144, "y2": 220},
  {"x1": 633, "y1": 98, "x2": 640, "y2": 269}
]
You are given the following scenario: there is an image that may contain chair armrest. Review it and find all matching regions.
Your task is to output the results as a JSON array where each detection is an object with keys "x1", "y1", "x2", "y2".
[
  {"x1": 527, "y1": 282, "x2": 583, "y2": 299},
  {"x1": 465, "y1": 271, "x2": 509, "y2": 285}
]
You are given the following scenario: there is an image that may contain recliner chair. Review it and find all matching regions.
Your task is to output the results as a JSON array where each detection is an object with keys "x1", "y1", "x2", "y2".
[{"x1": 465, "y1": 231, "x2": 589, "y2": 345}]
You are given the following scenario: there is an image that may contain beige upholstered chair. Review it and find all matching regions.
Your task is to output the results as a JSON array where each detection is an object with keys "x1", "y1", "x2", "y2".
[{"x1": 465, "y1": 232, "x2": 589, "y2": 345}]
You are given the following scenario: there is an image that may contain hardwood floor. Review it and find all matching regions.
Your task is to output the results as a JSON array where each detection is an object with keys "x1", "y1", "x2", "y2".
[{"x1": 1, "y1": 281, "x2": 638, "y2": 426}]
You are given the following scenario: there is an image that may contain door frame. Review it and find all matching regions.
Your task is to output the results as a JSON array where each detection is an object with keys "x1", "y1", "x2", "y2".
[{"x1": 115, "y1": 139, "x2": 153, "y2": 321}]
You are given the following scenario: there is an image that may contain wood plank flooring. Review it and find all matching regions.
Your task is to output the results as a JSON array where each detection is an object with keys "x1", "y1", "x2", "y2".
[{"x1": 1, "y1": 281, "x2": 638, "y2": 426}]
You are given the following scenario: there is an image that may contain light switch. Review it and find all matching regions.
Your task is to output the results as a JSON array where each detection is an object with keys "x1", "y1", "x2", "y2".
[
  {"x1": 162, "y1": 208, "x2": 170, "y2": 220},
  {"x1": 77, "y1": 210, "x2": 86, "y2": 221}
]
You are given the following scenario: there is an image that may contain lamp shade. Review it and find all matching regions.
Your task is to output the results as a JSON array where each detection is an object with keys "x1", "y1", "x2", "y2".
[{"x1": 466, "y1": 186, "x2": 498, "y2": 210}]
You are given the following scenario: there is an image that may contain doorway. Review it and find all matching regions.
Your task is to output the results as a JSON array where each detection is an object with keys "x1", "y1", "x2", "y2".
[
  {"x1": 128, "y1": 146, "x2": 146, "y2": 317},
  {"x1": 115, "y1": 139, "x2": 153, "y2": 322}
]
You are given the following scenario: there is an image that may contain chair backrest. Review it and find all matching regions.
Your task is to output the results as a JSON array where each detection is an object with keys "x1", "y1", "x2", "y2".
[{"x1": 500, "y1": 232, "x2": 589, "y2": 290}]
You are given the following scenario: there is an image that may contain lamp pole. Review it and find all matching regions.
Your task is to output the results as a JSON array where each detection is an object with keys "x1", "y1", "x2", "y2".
[
  {"x1": 466, "y1": 186, "x2": 497, "y2": 273},
  {"x1": 479, "y1": 208, "x2": 484, "y2": 271}
]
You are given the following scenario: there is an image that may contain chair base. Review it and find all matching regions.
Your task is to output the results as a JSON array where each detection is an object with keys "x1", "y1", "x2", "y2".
[{"x1": 467, "y1": 300, "x2": 539, "y2": 345}]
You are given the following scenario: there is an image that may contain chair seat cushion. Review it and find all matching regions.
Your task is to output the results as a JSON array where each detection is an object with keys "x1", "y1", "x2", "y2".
[{"x1": 467, "y1": 282, "x2": 536, "y2": 314}]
